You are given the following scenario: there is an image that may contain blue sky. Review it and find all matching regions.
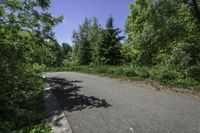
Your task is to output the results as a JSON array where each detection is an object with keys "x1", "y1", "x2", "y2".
[{"x1": 48, "y1": 0, "x2": 133, "y2": 44}]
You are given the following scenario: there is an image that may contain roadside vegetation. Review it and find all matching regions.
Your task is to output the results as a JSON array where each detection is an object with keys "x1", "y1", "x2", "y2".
[
  {"x1": 0, "y1": 0, "x2": 63, "y2": 132},
  {"x1": 50, "y1": 0, "x2": 200, "y2": 91},
  {"x1": 48, "y1": 65, "x2": 200, "y2": 90}
]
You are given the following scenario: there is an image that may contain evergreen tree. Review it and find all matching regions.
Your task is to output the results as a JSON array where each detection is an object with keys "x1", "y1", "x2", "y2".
[
  {"x1": 88, "y1": 17, "x2": 102, "y2": 64},
  {"x1": 72, "y1": 18, "x2": 92, "y2": 65},
  {"x1": 98, "y1": 16, "x2": 124, "y2": 65},
  {"x1": 62, "y1": 42, "x2": 72, "y2": 56}
]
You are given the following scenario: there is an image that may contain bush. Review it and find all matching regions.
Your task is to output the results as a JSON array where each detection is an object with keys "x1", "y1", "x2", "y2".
[
  {"x1": 122, "y1": 67, "x2": 138, "y2": 77},
  {"x1": 151, "y1": 69, "x2": 172, "y2": 81},
  {"x1": 22, "y1": 124, "x2": 51, "y2": 133},
  {"x1": 95, "y1": 66, "x2": 109, "y2": 73},
  {"x1": 112, "y1": 67, "x2": 125, "y2": 76},
  {"x1": 172, "y1": 77, "x2": 199, "y2": 88},
  {"x1": 0, "y1": 64, "x2": 49, "y2": 132},
  {"x1": 186, "y1": 65, "x2": 200, "y2": 81},
  {"x1": 134, "y1": 66, "x2": 150, "y2": 78},
  {"x1": 169, "y1": 42, "x2": 200, "y2": 69},
  {"x1": 149, "y1": 66, "x2": 181, "y2": 82}
]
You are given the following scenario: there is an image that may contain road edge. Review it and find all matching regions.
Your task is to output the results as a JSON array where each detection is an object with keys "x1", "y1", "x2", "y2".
[
  {"x1": 46, "y1": 71, "x2": 200, "y2": 99},
  {"x1": 45, "y1": 86, "x2": 73, "y2": 133}
]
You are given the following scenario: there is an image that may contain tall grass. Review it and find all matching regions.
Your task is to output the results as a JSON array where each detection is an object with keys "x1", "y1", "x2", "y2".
[{"x1": 47, "y1": 65, "x2": 200, "y2": 90}]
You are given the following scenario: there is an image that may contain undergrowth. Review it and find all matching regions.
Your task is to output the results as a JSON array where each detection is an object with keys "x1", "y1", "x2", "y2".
[{"x1": 47, "y1": 65, "x2": 200, "y2": 90}]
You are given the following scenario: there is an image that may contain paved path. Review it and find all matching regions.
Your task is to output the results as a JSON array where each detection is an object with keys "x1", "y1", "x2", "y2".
[{"x1": 45, "y1": 72, "x2": 200, "y2": 133}]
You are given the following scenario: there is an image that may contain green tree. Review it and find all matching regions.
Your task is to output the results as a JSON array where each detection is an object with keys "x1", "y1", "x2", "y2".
[
  {"x1": 62, "y1": 42, "x2": 72, "y2": 56},
  {"x1": 72, "y1": 18, "x2": 92, "y2": 65},
  {"x1": 53, "y1": 42, "x2": 72, "y2": 67},
  {"x1": 126, "y1": 0, "x2": 200, "y2": 66},
  {"x1": 88, "y1": 17, "x2": 102, "y2": 64},
  {"x1": 120, "y1": 43, "x2": 140, "y2": 64},
  {"x1": 98, "y1": 16, "x2": 124, "y2": 65},
  {"x1": 190, "y1": 0, "x2": 200, "y2": 24},
  {"x1": 52, "y1": 40, "x2": 63, "y2": 67},
  {"x1": 0, "y1": 0, "x2": 62, "y2": 132}
]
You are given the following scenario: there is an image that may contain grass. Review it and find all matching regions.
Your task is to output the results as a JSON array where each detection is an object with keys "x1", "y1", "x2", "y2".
[{"x1": 47, "y1": 65, "x2": 200, "y2": 91}]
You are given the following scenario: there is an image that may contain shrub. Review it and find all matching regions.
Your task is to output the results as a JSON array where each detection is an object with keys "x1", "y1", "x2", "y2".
[
  {"x1": 134, "y1": 66, "x2": 150, "y2": 78},
  {"x1": 186, "y1": 65, "x2": 200, "y2": 81},
  {"x1": 169, "y1": 42, "x2": 200, "y2": 69},
  {"x1": 0, "y1": 64, "x2": 49, "y2": 132},
  {"x1": 149, "y1": 66, "x2": 181, "y2": 82},
  {"x1": 122, "y1": 67, "x2": 138, "y2": 77},
  {"x1": 112, "y1": 67, "x2": 125, "y2": 76}
]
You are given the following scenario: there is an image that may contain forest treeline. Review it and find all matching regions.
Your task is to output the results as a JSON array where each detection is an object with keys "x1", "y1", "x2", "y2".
[
  {"x1": 53, "y1": 0, "x2": 200, "y2": 88},
  {"x1": 63, "y1": 0, "x2": 200, "y2": 67},
  {"x1": 0, "y1": 0, "x2": 200, "y2": 132}
]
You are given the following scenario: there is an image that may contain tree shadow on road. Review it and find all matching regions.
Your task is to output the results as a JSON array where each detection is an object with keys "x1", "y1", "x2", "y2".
[{"x1": 46, "y1": 77, "x2": 111, "y2": 112}]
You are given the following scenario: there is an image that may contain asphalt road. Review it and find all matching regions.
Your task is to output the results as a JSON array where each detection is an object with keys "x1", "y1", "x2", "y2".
[{"x1": 45, "y1": 72, "x2": 200, "y2": 133}]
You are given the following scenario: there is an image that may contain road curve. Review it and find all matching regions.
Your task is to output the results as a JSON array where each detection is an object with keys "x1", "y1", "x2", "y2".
[{"x1": 45, "y1": 72, "x2": 200, "y2": 133}]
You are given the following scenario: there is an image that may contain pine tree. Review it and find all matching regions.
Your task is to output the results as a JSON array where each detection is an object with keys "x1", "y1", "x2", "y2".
[
  {"x1": 98, "y1": 16, "x2": 124, "y2": 65},
  {"x1": 88, "y1": 17, "x2": 102, "y2": 64},
  {"x1": 72, "y1": 18, "x2": 92, "y2": 65}
]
